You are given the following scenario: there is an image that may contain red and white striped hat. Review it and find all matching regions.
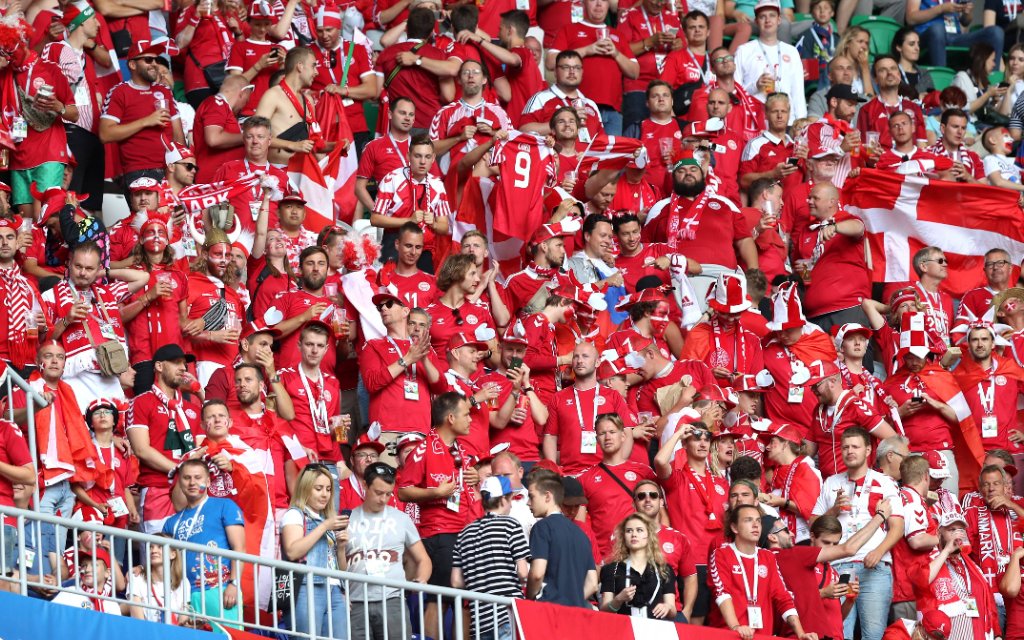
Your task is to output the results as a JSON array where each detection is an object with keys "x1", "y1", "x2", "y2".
[
  {"x1": 766, "y1": 282, "x2": 806, "y2": 332},
  {"x1": 501, "y1": 319, "x2": 529, "y2": 345},
  {"x1": 707, "y1": 272, "x2": 751, "y2": 314},
  {"x1": 898, "y1": 311, "x2": 932, "y2": 359},
  {"x1": 316, "y1": 2, "x2": 342, "y2": 27}
]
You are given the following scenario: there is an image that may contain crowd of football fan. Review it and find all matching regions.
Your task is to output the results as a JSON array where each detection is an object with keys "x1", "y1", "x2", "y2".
[{"x1": 0, "y1": 0, "x2": 1024, "y2": 638}]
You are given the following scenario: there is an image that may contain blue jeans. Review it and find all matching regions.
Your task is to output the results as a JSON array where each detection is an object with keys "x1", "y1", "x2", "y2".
[
  {"x1": 835, "y1": 560, "x2": 892, "y2": 640},
  {"x1": 920, "y1": 22, "x2": 1004, "y2": 69},
  {"x1": 621, "y1": 92, "x2": 649, "y2": 139},
  {"x1": 38, "y1": 481, "x2": 75, "y2": 562},
  {"x1": 295, "y1": 582, "x2": 348, "y2": 639},
  {"x1": 598, "y1": 105, "x2": 623, "y2": 137}
]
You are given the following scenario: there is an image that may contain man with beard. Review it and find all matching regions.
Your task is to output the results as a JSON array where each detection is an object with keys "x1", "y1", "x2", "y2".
[
  {"x1": 642, "y1": 149, "x2": 757, "y2": 305},
  {"x1": 0, "y1": 216, "x2": 46, "y2": 372},
  {"x1": 128, "y1": 344, "x2": 203, "y2": 533},
  {"x1": 388, "y1": 223, "x2": 438, "y2": 308},
  {"x1": 680, "y1": 272, "x2": 764, "y2": 386},
  {"x1": 310, "y1": 5, "x2": 377, "y2": 152},
  {"x1": 269, "y1": 246, "x2": 345, "y2": 374},
  {"x1": 255, "y1": 47, "x2": 323, "y2": 166},
  {"x1": 163, "y1": 143, "x2": 196, "y2": 199},
  {"x1": 503, "y1": 220, "x2": 576, "y2": 315},
  {"x1": 951, "y1": 323, "x2": 1024, "y2": 455},
  {"x1": 807, "y1": 358, "x2": 897, "y2": 478},
  {"x1": 44, "y1": 241, "x2": 149, "y2": 408},
  {"x1": 229, "y1": 362, "x2": 309, "y2": 517},
  {"x1": 185, "y1": 228, "x2": 244, "y2": 386},
  {"x1": 430, "y1": 59, "x2": 511, "y2": 184},
  {"x1": 911, "y1": 511, "x2": 1000, "y2": 640},
  {"x1": 100, "y1": 40, "x2": 185, "y2": 187},
  {"x1": 542, "y1": 341, "x2": 635, "y2": 475},
  {"x1": 205, "y1": 322, "x2": 292, "y2": 417}
]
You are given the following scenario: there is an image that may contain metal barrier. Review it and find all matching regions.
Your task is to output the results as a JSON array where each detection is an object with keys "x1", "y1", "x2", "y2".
[{"x1": 0, "y1": 505, "x2": 516, "y2": 640}]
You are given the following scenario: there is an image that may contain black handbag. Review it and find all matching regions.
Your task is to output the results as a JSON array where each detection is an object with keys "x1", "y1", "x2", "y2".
[{"x1": 188, "y1": 49, "x2": 227, "y2": 92}]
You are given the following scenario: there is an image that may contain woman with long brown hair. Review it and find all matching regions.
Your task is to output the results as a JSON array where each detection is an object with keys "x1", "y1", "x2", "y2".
[{"x1": 599, "y1": 513, "x2": 677, "y2": 619}]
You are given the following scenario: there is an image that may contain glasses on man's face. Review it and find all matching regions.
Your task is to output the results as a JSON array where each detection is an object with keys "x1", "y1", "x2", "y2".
[
  {"x1": 985, "y1": 260, "x2": 1011, "y2": 269},
  {"x1": 634, "y1": 491, "x2": 660, "y2": 501},
  {"x1": 770, "y1": 526, "x2": 789, "y2": 536},
  {"x1": 136, "y1": 56, "x2": 159, "y2": 64},
  {"x1": 377, "y1": 299, "x2": 399, "y2": 310},
  {"x1": 924, "y1": 257, "x2": 948, "y2": 265},
  {"x1": 353, "y1": 452, "x2": 379, "y2": 461},
  {"x1": 713, "y1": 55, "x2": 734, "y2": 63},
  {"x1": 179, "y1": 163, "x2": 198, "y2": 172},
  {"x1": 92, "y1": 409, "x2": 114, "y2": 416},
  {"x1": 556, "y1": 65, "x2": 582, "y2": 72}
]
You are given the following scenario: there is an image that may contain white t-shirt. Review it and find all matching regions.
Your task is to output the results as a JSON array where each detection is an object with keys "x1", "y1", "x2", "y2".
[
  {"x1": 983, "y1": 154, "x2": 1022, "y2": 184},
  {"x1": 52, "y1": 590, "x2": 122, "y2": 615},
  {"x1": 128, "y1": 573, "x2": 191, "y2": 623},
  {"x1": 812, "y1": 468, "x2": 903, "y2": 562}
]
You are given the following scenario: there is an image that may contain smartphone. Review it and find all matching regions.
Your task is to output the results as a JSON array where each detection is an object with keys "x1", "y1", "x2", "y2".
[
  {"x1": 508, "y1": 356, "x2": 523, "y2": 372},
  {"x1": 1000, "y1": 82, "x2": 1011, "y2": 88},
  {"x1": 838, "y1": 574, "x2": 851, "y2": 585},
  {"x1": 786, "y1": 157, "x2": 800, "y2": 166},
  {"x1": 911, "y1": 397, "x2": 924, "y2": 404},
  {"x1": 341, "y1": 509, "x2": 352, "y2": 517}
]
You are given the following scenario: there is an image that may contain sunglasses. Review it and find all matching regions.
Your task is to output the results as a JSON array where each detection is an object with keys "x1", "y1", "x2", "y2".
[
  {"x1": 452, "y1": 307, "x2": 464, "y2": 326},
  {"x1": 377, "y1": 299, "x2": 399, "y2": 310},
  {"x1": 449, "y1": 444, "x2": 464, "y2": 468},
  {"x1": 303, "y1": 462, "x2": 331, "y2": 475},
  {"x1": 924, "y1": 258, "x2": 948, "y2": 265},
  {"x1": 367, "y1": 462, "x2": 396, "y2": 477},
  {"x1": 689, "y1": 429, "x2": 711, "y2": 440},
  {"x1": 634, "y1": 491, "x2": 661, "y2": 501},
  {"x1": 713, "y1": 55, "x2": 734, "y2": 63},
  {"x1": 770, "y1": 526, "x2": 789, "y2": 536},
  {"x1": 135, "y1": 56, "x2": 160, "y2": 64},
  {"x1": 179, "y1": 163, "x2": 198, "y2": 172}
]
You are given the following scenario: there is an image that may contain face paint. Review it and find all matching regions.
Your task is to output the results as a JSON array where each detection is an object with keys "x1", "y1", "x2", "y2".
[
  {"x1": 650, "y1": 315, "x2": 670, "y2": 337},
  {"x1": 141, "y1": 225, "x2": 169, "y2": 253},
  {"x1": 563, "y1": 304, "x2": 577, "y2": 325},
  {"x1": 1004, "y1": 133, "x2": 1014, "y2": 153},
  {"x1": 1005, "y1": 298, "x2": 1020, "y2": 313},
  {"x1": 207, "y1": 243, "x2": 231, "y2": 277}
]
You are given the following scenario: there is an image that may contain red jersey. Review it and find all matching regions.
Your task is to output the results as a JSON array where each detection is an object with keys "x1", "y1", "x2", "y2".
[
  {"x1": 211, "y1": 160, "x2": 289, "y2": 236},
  {"x1": 773, "y1": 546, "x2": 843, "y2": 640},
  {"x1": 230, "y1": 408, "x2": 308, "y2": 509},
  {"x1": 500, "y1": 46, "x2": 546, "y2": 127},
  {"x1": 762, "y1": 336, "x2": 838, "y2": 438},
  {"x1": 617, "y1": 6, "x2": 681, "y2": 93},
  {"x1": 41, "y1": 280, "x2": 130, "y2": 370},
  {"x1": 635, "y1": 359, "x2": 716, "y2": 418},
  {"x1": 478, "y1": 369, "x2": 541, "y2": 462},
  {"x1": 662, "y1": 463, "x2": 728, "y2": 560},
  {"x1": 376, "y1": 40, "x2": 449, "y2": 130},
  {"x1": 768, "y1": 457, "x2": 822, "y2": 542},
  {"x1": 423, "y1": 298, "x2": 495, "y2": 354},
  {"x1": 578, "y1": 460, "x2": 656, "y2": 558},
  {"x1": 175, "y1": 8, "x2": 234, "y2": 93},
  {"x1": 357, "y1": 134, "x2": 411, "y2": 182},
  {"x1": 857, "y1": 96, "x2": 927, "y2": 147},
  {"x1": 884, "y1": 376, "x2": 955, "y2": 452},
  {"x1": 925, "y1": 141, "x2": 984, "y2": 181},
  {"x1": 742, "y1": 206, "x2": 788, "y2": 285},
  {"x1": 955, "y1": 357, "x2": 1024, "y2": 452},
  {"x1": 127, "y1": 389, "x2": 203, "y2": 488},
  {"x1": 226, "y1": 39, "x2": 278, "y2": 116},
  {"x1": 794, "y1": 211, "x2": 872, "y2": 317},
  {"x1": 192, "y1": 94, "x2": 245, "y2": 184},
  {"x1": 810, "y1": 390, "x2": 885, "y2": 477},
  {"x1": 101, "y1": 81, "x2": 179, "y2": 173},
  {"x1": 610, "y1": 174, "x2": 661, "y2": 216},
  {"x1": 502, "y1": 266, "x2": 563, "y2": 315},
  {"x1": 658, "y1": 526, "x2": 698, "y2": 611},
  {"x1": 639, "y1": 117, "x2": 682, "y2": 194},
  {"x1": 740, "y1": 130, "x2": 794, "y2": 179},
  {"x1": 892, "y1": 485, "x2": 938, "y2": 602},
  {"x1": 389, "y1": 269, "x2": 437, "y2": 309},
  {"x1": 0, "y1": 420, "x2": 30, "y2": 511},
  {"x1": 662, "y1": 47, "x2": 711, "y2": 89},
  {"x1": 520, "y1": 85, "x2": 604, "y2": 143},
  {"x1": 277, "y1": 366, "x2": 342, "y2": 462},
  {"x1": 124, "y1": 266, "x2": 188, "y2": 362},
  {"x1": 311, "y1": 41, "x2": 375, "y2": 133},
  {"x1": 373, "y1": 168, "x2": 451, "y2": 253},
  {"x1": 12, "y1": 60, "x2": 73, "y2": 170},
  {"x1": 707, "y1": 544, "x2": 798, "y2": 633},
  {"x1": 543, "y1": 385, "x2": 636, "y2": 475},
  {"x1": 440, "y1": 370, "x2": 492, "y2": 457},
  {"x1": 397, "y1": 431, "x2": 483, "y2": 537},
  {"x1": 185, "y1": 273, "x2": 243, "y2": 368},
  {"x1": 550, "y1": 22, "x2": 636, "y2": 110},
  {"x1": 687, "y1": 82, "x2": 764, "y2": 143},
  {"x1": 269, "y1": 289, "x2": 338, "y2": 373},
  {"x1": 358, "y1": 336, "x2": 433, "y2": 435},
  {"x1": 614, "y1": 242, "x2": 672, "y2": 293},
  {"x1": 642, "y1": 193, "x2": 751, "y2": 268},
  {"x1": 521, "y1": 311, "x2": 561, "y2": 404}
]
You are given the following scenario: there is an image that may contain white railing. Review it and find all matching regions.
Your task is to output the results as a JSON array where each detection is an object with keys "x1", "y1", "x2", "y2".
[{"x1": 0, "y1": 505, "x2": 516, "y2": 640}]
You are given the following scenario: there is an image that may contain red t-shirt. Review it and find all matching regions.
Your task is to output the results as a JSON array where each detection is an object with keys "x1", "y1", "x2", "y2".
[
  {"x1": 358, "y1": 336, "x2": 433, "y2": 435},
  {"x1": 390, "y1": 270, "x2": 437, "y2": 309},
  {"x1": 500, "y1": 46, "x2": 546, "y2": 127},
  {"x1": 226, "y1": 39, "x2": 278, "y2": 116},
  {"x1": 543, "y1": 385, "x2": 636, "y2": 475},
  {"x1": 0, "y1": 420, "x2": 30, "y2": 510},
  {"x1": 615, "y1": 242, "x2": 672, "y2": 293},
  {"x1": 269, "y1": 289, "x2": 339, "y2": 374},
  {"x1": 101, "y1": 80, "x2": 180, "y2": 173},
  {"x1": 658, "y1": 526, "x2": 697, "y2": 611},
  {"x1": 423, "y1": 298, "x2": 495, "y2": 354},
  {"x1": 230, "y1": 408, "x2": 307, "y2": 509},
  {"x1": 478, "y1": 369, "x2": 541, "y2": 462},
  {"x1": 277, "y1": 366, "x2": 342, "y2": 462},
  {"x1": 794, "y1": 211, "x2": 872, "y2": 317},
  {"x1": 642, "y1": 194, "x2": 751, "y2": 269},
  {"x1": 762, "y1": 342, "x2": 831, "y2": 438},
  {"x1": 397, "y1": 431, "x2": 483, "y2": 537},
  {"x1": 440, "y1": 371, "x2": 492, "y2": 457},
  {"x1": 679, "y1": 322, "x2": 765, "y2": 387},
  {"x1": 521, "y1": 312, "x2": 560, "y2": 403},
  {"x1": 357, "y1": 134, "x2": 411, "y2": 182},
  {"x1": 311, "y1": 41, "x2": 375, "y2": 133},
  {"x1": 537, "y1": 0, "x2": 575, "y2": 47},
  {"x1": 958, "y1": 359, "x2": 1024, "y2": 452},
  {"x1": 635, "y1": 359, "x2": 716, "y2": 418},
  {"x1": 578, "y1": 460, "x2": 656, "y2": 558},
  {"x1": 661, "y1": 464, "x2": 728, "y2": 561},
  {"x1": 429, "y1": 99, "x2": 512, "y2": 177},
  {"x1": 773, "y1": 546, "x2": 843, "y2": 640},
  {"x1": 639, "y1": 117, "x2": 682, "y2": 195},
  {"x1": 856, "y1": 97, "x2": 927, "y2": 147},
  {"x1": 550, "y1": 22, "x2": 637, "y2": 110},
  {"x1": 884, "y1": 380, "x2": 955, "y2": 452},
  {"x1": 739, "y1": 131, "x2": 793, "y2": 179},
  {"x1": 127, "y1": 390, "x2": 204, "y2": 489},
  {"x1": 185, "y1": 273, "x2": 243, "y2": 368},
  {"x1": 12, "y1": 60, "x2": 73, "y2": 170},
  {"x1": 809, "y1": 391, "x2": 885, "y2": 477},
  {"x1": 124, "y1": 266, "x2": 189, "y2": 362},
  {"x1": 192, "y1": 94, "x2": 245, "y2": 184},
  {"x1": 610, "y1": 174, "x2": 662, "y2": 217},
  {"x1": 520, "y1": 86, "x2": 604, "y2": 143},
  {"x1": 376, "y1": 40, "x2": 449, "y2": 130},
  {"x1": 616, "y1": 7, "x2": 680, "y2": 93},
  {"x1": 892, "y1": 485, "x2": 937, "y2": 603},
  {"x1": 175, "y1": 8, "x2": 234, "y2": 93},
  {"x1": 707, "y1": 545, "x2": 798, "y2": 632}
]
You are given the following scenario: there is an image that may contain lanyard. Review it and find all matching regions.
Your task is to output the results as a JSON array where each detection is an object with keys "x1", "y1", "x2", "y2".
[
  {"x1": 641, "y1": 8, "x2": 667, "y2": 43},
  {"x1": 573, "y1": 385, "x2": 599, "y2": 432},
  {"x1": 299, "y1": 367, "x2": 329, "y2": 433},
  {"x1": 182, "y1": 497, "x2": 208, "y2": 540},
  {"x1": 243, "y1": 159, "x2": 269, "y2": 198},
  {"x1": 1006, "y1": 0, "x2": 1020, "y2": 21},
  {"x1": 387, "y1": 336, "x2": 417, "y2": 380},
  {"x1": 756, "y1": 41, "x2": 781, "y2": 80},
  {"x1": 686, "y1": 48, "x2": 710, "y2": 84},
  {"x1": 732, "y1": 544, "x2": 760, "y2": 605},
  {"x1": 280, "y1": 80, "x2": 309, "y2": 121},
  {"x1": 389, "y1": 134, "x2": 409, "y2": 167},
  {"x1": 979, "y1": 362, "x2": 997, "y2": 415}
]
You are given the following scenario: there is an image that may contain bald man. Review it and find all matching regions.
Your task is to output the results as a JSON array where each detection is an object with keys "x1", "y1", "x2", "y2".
[{"x1": 795, "y1": 183, "x2": 874, "y2": 354}]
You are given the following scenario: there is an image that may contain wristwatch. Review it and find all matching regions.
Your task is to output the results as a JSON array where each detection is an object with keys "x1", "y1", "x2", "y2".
[
  {"x1": 415, "y1": 56, "x2": 423, "y2": 66},
  {"x1": 270, "y1": 376, "x2": 281, "y2": 384},
  {"x1": 522, "y1": 386, "x2": 535, "y2": 394},
  {"x1": 469, "y1": 396, "x2": 480, "y2": 408},
  {"x1": 397, "y1": 356, "x2": 408, "y2": 368}
]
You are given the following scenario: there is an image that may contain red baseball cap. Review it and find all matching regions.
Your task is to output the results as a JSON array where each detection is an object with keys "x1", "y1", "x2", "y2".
[
  {"x1": 923, "y1": 450, "x2": 951, "y2": 479},
  {"x1": 354, "y1": 434, "x2": 385, "y2": 454},
  {"x1": 920, "y1": 610, "x2": 952, "y2": 638},
  {"x1": 128, "y1": 39, "x2": 166, "y2": 60},
  {"x1": 805, "y1": 359, "x2": 840, "y2": 386},
  {"x1": 763, "y1": 422, "x2": 803, "y2": 446},
  {"x1": 447, "y1": 332, "x2": 487, "y2": 353}
]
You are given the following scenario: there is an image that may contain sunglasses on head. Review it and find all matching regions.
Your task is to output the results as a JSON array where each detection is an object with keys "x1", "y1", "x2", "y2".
[
  {"x1": 303, "y1": 462, "x2": 331, "y2": 475},
  {"x1": 449, "y1": 444, "x2": 464, "y2": 468}
]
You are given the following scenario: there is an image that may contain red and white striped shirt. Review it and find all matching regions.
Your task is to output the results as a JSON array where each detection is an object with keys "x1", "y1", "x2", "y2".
[
  {"x1": 428, "y1": 99, "x2": 511, "y2": 176},
  {"x1": 373, "y1": 168, "x2": 451, "y2": 252}
]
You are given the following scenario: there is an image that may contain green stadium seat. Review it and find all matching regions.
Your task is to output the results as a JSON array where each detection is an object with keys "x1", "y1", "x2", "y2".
[
  {"x1": 850, "y1": 15, "x2": 901, "y2": 57},
  {"x1": 923, "y1": 66, "x2": 957, "y2": 91}
]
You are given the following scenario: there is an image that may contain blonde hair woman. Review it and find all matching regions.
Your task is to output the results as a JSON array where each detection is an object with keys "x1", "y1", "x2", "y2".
[
  {"x1": 129, "y1": 534, "x2": 190, "y2": 623},
  {"x1": 599, "y1": 513, "x2": 677, "y2": 620},
  {"x1": 281, "y1": 463, "x2": 349, "y2": 638}
]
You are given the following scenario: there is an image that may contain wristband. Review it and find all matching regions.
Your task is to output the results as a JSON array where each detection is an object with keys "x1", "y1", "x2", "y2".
[{"x1": 522, "y1": 386, "x2": 535, "y2": 394}]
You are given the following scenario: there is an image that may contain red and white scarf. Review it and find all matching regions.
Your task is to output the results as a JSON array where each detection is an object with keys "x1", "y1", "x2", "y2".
[{"x1": 0, "y1": 262, "x2": 34, "y2": 366}]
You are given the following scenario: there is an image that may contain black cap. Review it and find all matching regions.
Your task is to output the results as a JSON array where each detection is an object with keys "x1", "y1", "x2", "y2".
[
  {"x1": 561, "y1": 476, "x2": 587, "y2": 505},
  {"x1": 826, "y1": 83, "x2": 868, "y2": 104},
  {"x1": 152, "y1": 343, "x2": 197, "y2": 363}
]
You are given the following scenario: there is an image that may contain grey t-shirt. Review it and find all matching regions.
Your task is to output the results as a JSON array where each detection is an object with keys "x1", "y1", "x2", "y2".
[{"x1": 345, "y1": 505, "x2": 420, "y2": 600}]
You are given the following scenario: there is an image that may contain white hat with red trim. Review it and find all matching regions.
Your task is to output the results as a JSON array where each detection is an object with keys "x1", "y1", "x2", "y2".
[
  {"x1": 832, "y1": 322, "x2": 872, "y2": 352},
  {"x1": 765, "y1": 282, "x2": 807, "y2": 332},
  {"x1": 706, "y1": 272, "x2": 751, "y2": 314}
]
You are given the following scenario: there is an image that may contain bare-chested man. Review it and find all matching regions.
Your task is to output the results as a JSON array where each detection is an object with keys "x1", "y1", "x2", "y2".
[{"x1": 255, "y1": 46, "x2": 320, "y2": 166}]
